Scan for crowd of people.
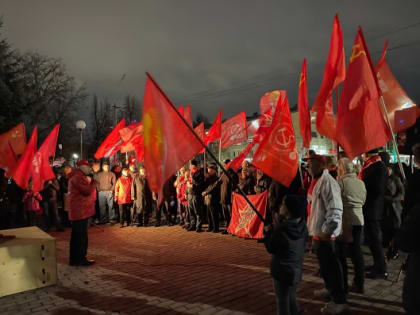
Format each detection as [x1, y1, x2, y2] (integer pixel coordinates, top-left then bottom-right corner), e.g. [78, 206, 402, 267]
[0, 144, 419, 315]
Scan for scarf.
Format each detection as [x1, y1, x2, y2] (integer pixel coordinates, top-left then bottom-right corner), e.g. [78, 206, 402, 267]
[358, 155, 382, 179]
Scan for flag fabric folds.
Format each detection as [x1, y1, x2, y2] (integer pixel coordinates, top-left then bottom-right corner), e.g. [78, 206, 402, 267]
[227, 191, 267, 239]
[298, 59, 312, 148]
[376, 40, 419, 133]
[312, 14, 346, 140]
[194, 122, 205, 140]
[204, 110, 222, 145]
[184, 105, 193, 127]
[337, 27, 390, 160]
[12, 127, 37, 189]
[94, 119, 126, 159]
[119, 122, 143, 153]
[31, 124, 60, 192]
[227, 140, 256, 172]
[142, 74, 203, 196]
[253, 96, 299, 187]
[220, 111, 248, 149]
[0, 123, 27, 156]
[260, 90, 286, 117]
[0, 142, 17, 177]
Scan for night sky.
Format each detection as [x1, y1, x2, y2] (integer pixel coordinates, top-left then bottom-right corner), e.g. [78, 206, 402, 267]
[2, 0, 420, 121]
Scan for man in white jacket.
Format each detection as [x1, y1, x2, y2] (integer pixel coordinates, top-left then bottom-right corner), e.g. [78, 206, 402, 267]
[307, 155, 347, 314]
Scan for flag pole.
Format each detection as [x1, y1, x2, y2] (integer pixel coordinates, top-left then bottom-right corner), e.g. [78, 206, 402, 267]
[218, 138, 222, 163]
[379, 96, 406, 181]
[298, 147, 305, 190]
[145, 72, 266, 224]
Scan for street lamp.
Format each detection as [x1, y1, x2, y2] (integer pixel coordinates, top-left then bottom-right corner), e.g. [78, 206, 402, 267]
[75, 120, 86, 159]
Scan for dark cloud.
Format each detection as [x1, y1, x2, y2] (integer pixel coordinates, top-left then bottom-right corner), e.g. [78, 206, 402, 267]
[2, 0, 420, 121]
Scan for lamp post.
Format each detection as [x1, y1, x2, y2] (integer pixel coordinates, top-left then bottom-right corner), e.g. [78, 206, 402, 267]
[75, 120, 86, 159]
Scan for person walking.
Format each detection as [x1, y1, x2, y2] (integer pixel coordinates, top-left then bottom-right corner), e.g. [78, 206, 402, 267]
[68, 160, 97, 266]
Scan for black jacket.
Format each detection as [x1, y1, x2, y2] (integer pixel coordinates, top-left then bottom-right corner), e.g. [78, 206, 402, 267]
[237, 175, 255, 195]
[131, 174, 152, 211]
[395, 205, 420, 313]
[203, 173, 219, 206]
[403, 169, 420, 220]
[264, 217, 308, 285]
[362, 161, 387, 221]
[191, 168, 205, 196]
[383, 174, 404, 229]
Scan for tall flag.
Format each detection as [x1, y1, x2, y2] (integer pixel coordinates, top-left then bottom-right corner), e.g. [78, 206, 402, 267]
[298, 59, 312, 148]
[94, 119, 126, 159]
[12, 127, 37, 189]
[337, 27, 390, 160]
[376, 40, 419, 132]
[312, 14, 346, 140]
[184, 105, 193, 127]
[204, 110, 222, 145]
[142, 73, 203, 197]
[228, 191, 268, 239]
[31, 124, 60, 192]
[221, 111, 248, 149]
[253, 96, 298, 187]
[0, 123, 26, 156]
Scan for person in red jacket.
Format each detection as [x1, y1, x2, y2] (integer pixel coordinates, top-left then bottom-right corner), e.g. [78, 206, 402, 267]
[68, 160, 97, 266]
[115, 168, 133, 228]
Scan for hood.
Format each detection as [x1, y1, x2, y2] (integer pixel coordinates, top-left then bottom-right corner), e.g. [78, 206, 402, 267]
[277, 217, 307, 240]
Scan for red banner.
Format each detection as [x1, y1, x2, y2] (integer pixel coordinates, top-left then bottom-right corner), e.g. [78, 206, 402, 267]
[221, 111, 248, 149]
[228, 191, 267, 239]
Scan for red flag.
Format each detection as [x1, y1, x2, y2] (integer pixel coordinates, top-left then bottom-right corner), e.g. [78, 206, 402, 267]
[31, 124, 60, 193]
[194, 122, 205, 140]
[0, 123, 26, 156]
[260, 90, 287, 116]
[94, 119, 126, 159]
[228, 191, 267, 239]
[0, 142, 17, 177]
[337, 27, 390, 160]
[184, 105, 193, 127]
[221, 111, 248, 149]
[142, 74, 203, 196]
[298, 59, 312, 148]
[376, 40, 419, 133]
[177, 105, 184, 117]
[312, 14, 346, 140]
[119, 122, 143, 153]
[227, 140, 257, 172]
[253, 96, 299, 187]
[12, 127, 37, 189]
[204, 110, 222, 145]
[133, 135, 144, 162]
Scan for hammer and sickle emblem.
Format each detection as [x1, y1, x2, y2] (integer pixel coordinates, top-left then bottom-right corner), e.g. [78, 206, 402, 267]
[350, 44, 366, 63]
[270, 126, 294, 151]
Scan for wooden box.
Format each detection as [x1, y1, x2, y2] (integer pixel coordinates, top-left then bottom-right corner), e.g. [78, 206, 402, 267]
[0, 226, 57, 297]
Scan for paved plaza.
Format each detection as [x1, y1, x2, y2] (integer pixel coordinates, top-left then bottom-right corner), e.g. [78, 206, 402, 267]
[0, 224, 405, 314]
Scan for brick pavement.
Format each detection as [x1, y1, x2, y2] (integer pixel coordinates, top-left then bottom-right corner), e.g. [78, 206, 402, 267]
[0, 224, 405, 314]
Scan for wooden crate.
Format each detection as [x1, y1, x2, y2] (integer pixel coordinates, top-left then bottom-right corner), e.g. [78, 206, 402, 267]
[0, 226, 57, 297]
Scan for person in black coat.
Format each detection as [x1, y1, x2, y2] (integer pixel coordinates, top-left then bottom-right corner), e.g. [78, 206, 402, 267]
[360, 149, 388, 279]
[264, 194, 308, 315]
[202, 164, 220, 232]
[403, 144, 420, 220]
[254, 169, 272, 194]
[395, 203, 420, 315]
[188, 160, 206, 232]
[237, 167, 255, 195]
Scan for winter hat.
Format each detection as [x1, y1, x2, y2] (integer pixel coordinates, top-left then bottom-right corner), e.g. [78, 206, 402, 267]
[77, 160, 90, 167]
[284, 195, 307, 219]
